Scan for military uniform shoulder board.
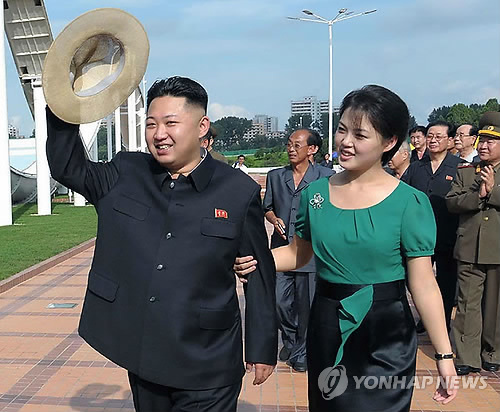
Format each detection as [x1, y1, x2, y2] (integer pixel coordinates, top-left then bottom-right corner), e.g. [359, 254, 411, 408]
[457, 162, 473, 169]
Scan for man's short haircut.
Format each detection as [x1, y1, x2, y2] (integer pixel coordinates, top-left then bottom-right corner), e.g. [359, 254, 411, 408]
[238, 154, 245, 160]
[409, 125, 426, 136]
[469, 125, 479, 136]
[293, 128, 322, 148]
[147, 76, 208, 113]
[426, 120, 454, 137]
[399, 140, 411, 153]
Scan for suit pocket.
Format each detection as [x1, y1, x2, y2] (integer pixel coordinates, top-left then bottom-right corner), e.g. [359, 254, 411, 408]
[113, 195, 150, 221]
[88, 271, 119, 302]
[200, 218, 238, 239]
[199, 308, 237, 330]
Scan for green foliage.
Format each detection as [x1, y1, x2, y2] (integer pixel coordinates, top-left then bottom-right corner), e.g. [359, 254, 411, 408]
[408, 115, 418, 132]
[427, 99, 499, 127]
[227, 147, 288, 167]
[212, 117, 252, 150]
[97, 125, 115, 161]
[284, 114, 312, 137]
[0, 203, 97, 280]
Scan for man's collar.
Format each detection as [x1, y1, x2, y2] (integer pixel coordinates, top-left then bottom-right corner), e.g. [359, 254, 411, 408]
[151, 148, 215, 192]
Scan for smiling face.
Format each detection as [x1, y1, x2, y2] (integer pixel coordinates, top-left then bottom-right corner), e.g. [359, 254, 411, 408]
[335, 108, 396, 171]
[146, 96, 209, 173]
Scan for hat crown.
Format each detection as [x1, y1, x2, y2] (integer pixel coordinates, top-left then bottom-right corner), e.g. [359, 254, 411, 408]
[479, 111, 500, 129]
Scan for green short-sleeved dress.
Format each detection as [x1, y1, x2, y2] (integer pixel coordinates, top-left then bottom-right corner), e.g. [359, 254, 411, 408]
[295, 177, 436, 412]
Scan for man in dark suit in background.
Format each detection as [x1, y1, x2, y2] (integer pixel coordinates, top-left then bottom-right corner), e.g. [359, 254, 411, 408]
[46, 76, 277, 412]
[263, 128, 333, 372]
[403, 120, 462, 332]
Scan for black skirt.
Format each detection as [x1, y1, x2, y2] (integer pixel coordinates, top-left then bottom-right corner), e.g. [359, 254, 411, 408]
[307, 279, 417, 412]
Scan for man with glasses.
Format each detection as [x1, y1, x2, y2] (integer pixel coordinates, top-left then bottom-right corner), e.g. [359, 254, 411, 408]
[446, 111, 500, 375]
[262, 128, 333, 372]
[409, 125, 428, 162]
[403, 120, 463, 333]
[454, 124, 479, 162]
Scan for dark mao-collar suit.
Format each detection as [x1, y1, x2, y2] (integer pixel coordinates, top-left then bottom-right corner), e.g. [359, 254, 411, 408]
[46, 109, 277, 393]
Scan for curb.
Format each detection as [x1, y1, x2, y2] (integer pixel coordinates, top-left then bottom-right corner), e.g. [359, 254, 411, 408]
[0, 238, 96, 294]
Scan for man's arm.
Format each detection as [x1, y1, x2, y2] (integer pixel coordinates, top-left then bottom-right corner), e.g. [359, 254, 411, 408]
[239, 186, 278, 380]
[262, 172, 286, 239]
[445, 168, 482, 213]
[46, 107, 120, 205]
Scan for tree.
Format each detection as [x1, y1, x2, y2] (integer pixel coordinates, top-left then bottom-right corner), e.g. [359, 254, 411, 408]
[427, 105, 451, 123]
[445, 103, 476, 126]
[211, 116, 252, 150]
[318, 112, 340, 139]
[408, 115, 418, 132]
[284, 114, 312, 137]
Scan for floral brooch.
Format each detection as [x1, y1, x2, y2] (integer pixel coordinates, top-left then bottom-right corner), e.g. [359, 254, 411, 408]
[309, 193, 324, 209]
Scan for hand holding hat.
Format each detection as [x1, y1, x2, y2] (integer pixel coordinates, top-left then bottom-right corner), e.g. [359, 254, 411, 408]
[42, 8, 149, 124]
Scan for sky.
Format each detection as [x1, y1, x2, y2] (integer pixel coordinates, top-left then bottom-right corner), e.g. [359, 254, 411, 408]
[5, 0, 500, 137]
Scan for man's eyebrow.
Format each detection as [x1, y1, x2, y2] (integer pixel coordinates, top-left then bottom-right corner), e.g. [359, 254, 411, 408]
[146, 114, 178, 120]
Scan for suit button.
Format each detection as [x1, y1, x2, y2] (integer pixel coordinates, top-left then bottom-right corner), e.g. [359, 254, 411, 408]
[170, 182, 175, 189]
[484, 217, 489, 221]
[156, 264, 164, 270]
[149, 296, 156, 302]
[166, 233, 172, 239]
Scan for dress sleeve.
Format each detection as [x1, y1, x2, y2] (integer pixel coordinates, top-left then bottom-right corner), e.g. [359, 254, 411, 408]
[401, 190, 436, 257]
[295, 186, 311, 241]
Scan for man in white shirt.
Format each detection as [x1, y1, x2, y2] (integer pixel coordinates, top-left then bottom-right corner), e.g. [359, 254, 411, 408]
[232, 154, 249, 174]
[455, 124, 479, 162]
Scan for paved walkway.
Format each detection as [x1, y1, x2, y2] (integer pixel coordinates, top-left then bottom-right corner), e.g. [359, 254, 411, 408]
[0, 244, 499, 411]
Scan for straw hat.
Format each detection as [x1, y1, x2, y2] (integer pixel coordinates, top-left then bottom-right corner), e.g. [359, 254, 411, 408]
[42, 8, 149, 124]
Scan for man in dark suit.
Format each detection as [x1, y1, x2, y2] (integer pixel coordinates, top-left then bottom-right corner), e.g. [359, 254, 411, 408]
[263, 128, 333, 372]
[46, 76, 277, 412]
[403, 120, 463, 332]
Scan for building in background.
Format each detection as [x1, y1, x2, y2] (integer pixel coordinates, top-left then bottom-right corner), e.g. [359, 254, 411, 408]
[290, 96, 340, 126]
[8, 124, 20, 138]
[243, 114, 283, 140]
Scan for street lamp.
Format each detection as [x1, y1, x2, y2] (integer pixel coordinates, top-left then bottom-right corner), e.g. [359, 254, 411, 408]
[287, 8, 376, 157]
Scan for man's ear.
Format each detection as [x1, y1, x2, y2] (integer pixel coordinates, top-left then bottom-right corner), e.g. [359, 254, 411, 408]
[199, 116, 210, 138]
[308, 145, 319, 156]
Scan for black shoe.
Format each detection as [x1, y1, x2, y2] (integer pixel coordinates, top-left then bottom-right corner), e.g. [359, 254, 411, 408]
[482, 361, 500, 372]
[279, 346, 291, 362]
[456, 364, 481, 376]
[287, 359, 307, 372]
[415, 320, 426, 334]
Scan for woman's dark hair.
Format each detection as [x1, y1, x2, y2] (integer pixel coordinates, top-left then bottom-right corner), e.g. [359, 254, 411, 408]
[147, 76, 208, 113]
[339, 85, 409, 164]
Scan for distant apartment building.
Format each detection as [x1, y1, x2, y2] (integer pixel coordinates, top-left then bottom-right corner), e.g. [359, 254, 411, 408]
[290, 96, 339, 125]
[8, 124, 19, 138]
[243, 114, 281, 139]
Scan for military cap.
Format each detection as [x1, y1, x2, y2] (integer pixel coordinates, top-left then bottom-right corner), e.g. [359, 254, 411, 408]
[478, 111, 500, 139]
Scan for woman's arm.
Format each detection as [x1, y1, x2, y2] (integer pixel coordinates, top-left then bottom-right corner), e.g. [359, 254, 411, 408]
[233, 234, 313, 280]
[272, 235, 313, 272]
[407, 256, 458, 404]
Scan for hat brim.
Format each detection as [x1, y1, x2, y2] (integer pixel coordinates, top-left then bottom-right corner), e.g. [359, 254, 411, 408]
[42, 8, 149, 124]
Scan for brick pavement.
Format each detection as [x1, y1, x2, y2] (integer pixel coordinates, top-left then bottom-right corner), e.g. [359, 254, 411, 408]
[1, 243, 499, 411]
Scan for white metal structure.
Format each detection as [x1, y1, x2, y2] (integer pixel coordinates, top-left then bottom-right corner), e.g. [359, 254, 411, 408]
[287, 8, 376, 157]
[0, 3, 12, 226]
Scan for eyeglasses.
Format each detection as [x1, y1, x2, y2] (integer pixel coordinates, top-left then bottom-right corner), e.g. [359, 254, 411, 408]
[286, 142, 306, 151]
[426, 134, 448, 142]
[455, 133, 473, 138]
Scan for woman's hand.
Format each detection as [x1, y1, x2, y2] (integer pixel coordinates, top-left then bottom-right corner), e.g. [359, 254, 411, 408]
[433, 359, 458, 404]
[233, 255, 258, 283]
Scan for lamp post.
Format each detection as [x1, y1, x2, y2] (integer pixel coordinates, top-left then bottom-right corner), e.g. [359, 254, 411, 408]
[287, 8, 376, 157]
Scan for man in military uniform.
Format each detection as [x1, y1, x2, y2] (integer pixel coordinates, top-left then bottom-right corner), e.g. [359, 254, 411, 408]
[446, 111, 500, 375]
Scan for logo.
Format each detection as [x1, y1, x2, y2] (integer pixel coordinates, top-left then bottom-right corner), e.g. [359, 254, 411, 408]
[215, 208, 228, 219]
[309, 193, 325, 210]
[318, 365, 348, 400]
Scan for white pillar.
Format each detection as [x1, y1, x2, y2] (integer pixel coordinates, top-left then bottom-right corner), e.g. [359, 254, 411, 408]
[106, 114, 112, 161]
[127, 90, 137, 151]
[33, 80, 51, 216]
[140, 77, 146, 152]
[0, 4, 12, 226]
[114, 106, 121, 154]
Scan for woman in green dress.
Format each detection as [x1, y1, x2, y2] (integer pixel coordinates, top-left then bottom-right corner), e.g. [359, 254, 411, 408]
[235, 85, 457, 411]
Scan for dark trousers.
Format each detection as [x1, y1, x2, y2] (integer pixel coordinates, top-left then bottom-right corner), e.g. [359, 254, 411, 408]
[433, 250, 457, 330]
[276, 271, 315, 363]
[128, 372, 241, 412]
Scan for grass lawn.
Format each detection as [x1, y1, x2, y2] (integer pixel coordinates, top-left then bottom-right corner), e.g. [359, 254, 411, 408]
[0, 203, 97, 281]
